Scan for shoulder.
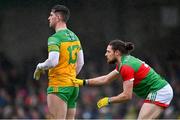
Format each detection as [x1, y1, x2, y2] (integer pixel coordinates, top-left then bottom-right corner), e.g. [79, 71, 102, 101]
[120, 65, 135, 73]
[116, 64, 135, 74]
[67, 29, 80, 40]
[119, 65, 135, 81]
[121, 55, 135, 63]
[122, 55, 143, 71]
[48, 37, 60, 46]
[48, 32, 64, 46]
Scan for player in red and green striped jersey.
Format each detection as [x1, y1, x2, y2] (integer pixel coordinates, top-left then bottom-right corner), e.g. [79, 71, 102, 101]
[72, 39, 173, 119]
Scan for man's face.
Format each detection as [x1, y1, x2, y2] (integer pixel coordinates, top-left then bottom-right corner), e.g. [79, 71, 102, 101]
[48, 11, 60, 28]
[105, 45, 117, 64]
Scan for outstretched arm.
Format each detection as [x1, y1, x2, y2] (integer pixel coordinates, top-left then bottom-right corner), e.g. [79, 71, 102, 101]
[73, 70, 119, 86]
[87, 70, 119, 86]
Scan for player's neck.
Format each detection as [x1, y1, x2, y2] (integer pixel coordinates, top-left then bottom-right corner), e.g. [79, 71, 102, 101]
[117, 56, 122, 65]
[55, 23, 67, 32]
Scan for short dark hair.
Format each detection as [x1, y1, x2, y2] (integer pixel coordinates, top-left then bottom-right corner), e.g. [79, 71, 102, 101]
[109, 39, 134, 54]
[51, 5, 70, 23]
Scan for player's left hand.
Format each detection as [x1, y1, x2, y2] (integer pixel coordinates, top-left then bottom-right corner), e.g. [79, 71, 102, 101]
[97, 97, 110, 109]
[33, 63, 45, 80]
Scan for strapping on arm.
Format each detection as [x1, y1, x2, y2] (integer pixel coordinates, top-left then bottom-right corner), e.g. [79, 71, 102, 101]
[38, 51, 59, 70]
[76, 50, 84, 75]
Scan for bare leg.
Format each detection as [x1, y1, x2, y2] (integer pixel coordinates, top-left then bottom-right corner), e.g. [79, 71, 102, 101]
[138, 103, 164, 119]
[66, 108, 76, 119]
[47, 94, 67, 119]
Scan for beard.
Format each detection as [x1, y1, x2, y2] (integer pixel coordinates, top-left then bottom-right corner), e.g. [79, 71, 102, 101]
[49, 22, 55, 28]
[108, 58, 117, 64]
[49, 23, 53, 28]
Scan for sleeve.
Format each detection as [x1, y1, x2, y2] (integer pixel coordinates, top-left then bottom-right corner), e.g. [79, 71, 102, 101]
[48, 37, 60, 52]
[120, 65, 135, 82]
[114, 65, 119, 74]
[77, 38, 82, 50]
[115, 64, 120, 71]
[38, 51, 59, 70]
[76, 50, 84, 75]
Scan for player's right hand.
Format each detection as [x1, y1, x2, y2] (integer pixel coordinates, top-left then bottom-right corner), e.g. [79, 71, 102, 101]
[72, 78, 85, 86]
[33, 67, 44, 80]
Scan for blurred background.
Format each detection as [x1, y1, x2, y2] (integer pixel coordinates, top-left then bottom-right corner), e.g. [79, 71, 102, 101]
[0, 0, 180, 119]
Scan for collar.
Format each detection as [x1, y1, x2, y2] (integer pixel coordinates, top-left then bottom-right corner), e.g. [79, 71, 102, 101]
[56, 27, 67, 32]
[117, 55, 130, 70]
[121, 55, 126, 62]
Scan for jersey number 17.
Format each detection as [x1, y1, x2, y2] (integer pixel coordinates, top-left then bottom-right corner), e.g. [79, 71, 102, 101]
[67, 45, 80, 64]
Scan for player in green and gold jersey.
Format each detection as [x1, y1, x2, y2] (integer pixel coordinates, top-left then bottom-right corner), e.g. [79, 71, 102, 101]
[33, 5, 84, 119]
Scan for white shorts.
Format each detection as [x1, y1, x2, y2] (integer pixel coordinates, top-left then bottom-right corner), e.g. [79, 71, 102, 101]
[144, 84, 173, 108]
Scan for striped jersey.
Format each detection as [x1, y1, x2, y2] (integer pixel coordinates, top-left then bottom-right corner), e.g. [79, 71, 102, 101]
[47, 28, 82, 87]
[116, 55, 168, 98]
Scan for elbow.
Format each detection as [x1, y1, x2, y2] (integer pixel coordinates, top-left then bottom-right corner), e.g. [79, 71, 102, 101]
[80, 60, 84, 68]
[51, 60, 58, 68]
[126, 95, 132, 100]
[77, 60, 84, 70]
[52, 64, 57, 68]
[122, 93, 132, 101]
[76, 62, 84, 74]
[52, 62, 58, 67]
[80, 62, 84, 68]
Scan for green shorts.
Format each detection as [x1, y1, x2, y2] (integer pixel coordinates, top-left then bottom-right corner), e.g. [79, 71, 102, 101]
[47, 86, 79, 108]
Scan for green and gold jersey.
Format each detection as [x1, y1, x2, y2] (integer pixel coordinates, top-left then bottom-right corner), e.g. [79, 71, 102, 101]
[48, 29, 82, 87]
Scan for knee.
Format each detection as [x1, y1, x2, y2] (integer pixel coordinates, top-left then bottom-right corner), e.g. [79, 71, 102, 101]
[66, 114, 75, 120]
[47, 112, 55, 119]
[137, 114, 147, 120]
